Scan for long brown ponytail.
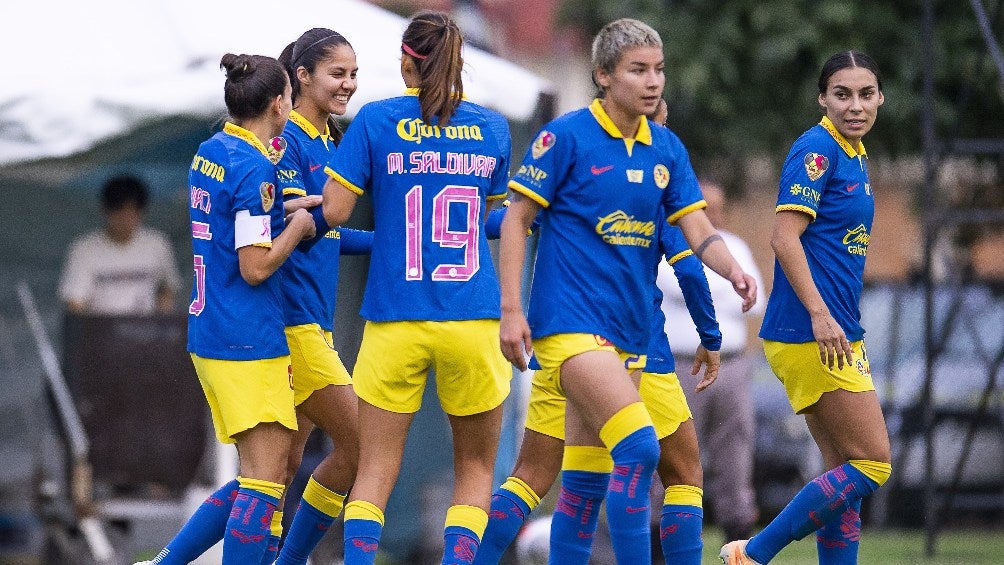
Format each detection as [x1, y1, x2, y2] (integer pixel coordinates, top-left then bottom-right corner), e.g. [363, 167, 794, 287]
[401, 11, 464, 126]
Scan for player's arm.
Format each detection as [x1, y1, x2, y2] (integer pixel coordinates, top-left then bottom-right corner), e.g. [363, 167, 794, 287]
[670, 252, 722, 391]
[676, 210, 757, 312]
[771, 209, 853, 369]
[498, 192, 540, 370]
[238, 208, 316, 285]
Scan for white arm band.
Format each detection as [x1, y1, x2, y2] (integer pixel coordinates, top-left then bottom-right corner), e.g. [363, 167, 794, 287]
[234, 210, 272, 249]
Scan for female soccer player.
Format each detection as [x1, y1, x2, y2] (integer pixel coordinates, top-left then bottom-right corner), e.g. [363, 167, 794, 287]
[499, 18, 756, 564]
[475, 217, 723, 565]
[720, 51, 890, 565]
[312, 11, 512, 565]
[136, 53, 316, 565]
[267, 28, 370, 565]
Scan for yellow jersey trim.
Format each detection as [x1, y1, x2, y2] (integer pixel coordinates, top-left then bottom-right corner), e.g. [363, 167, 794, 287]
[666, 249, 693, 265]
[508, 180, 549, 208]
[283, 187, 307, 197]
[588, 99, 652, 157]
[667, 199, 707, 225]
[487, 193, 507, 201]
[776, 203, 818, 220]
[403, 87, 468, 101]
[819, 116, 867, 158]
[223, 122, 269, 158]
[325, 167, 364, 196]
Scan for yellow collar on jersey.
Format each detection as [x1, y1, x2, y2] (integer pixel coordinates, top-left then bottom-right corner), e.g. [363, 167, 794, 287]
[289, 110, 333, 147]
[223, 122, 269, 158]
[589, 98, 651, 156]
[403, 87, 468, 100]
[819, 116, 868, 158]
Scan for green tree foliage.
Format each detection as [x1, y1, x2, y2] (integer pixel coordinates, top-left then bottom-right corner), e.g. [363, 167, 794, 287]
[559, 0, 1004, 176]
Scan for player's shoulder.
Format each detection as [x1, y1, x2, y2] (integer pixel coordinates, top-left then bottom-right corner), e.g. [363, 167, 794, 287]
[788, 122, 839, 156]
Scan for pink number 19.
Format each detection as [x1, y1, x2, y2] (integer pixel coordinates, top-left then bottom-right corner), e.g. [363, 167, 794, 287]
[405, 184, 481, 282]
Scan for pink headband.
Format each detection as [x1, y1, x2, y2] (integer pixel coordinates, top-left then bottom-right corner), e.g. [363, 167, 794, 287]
[401, 42, 427, 60]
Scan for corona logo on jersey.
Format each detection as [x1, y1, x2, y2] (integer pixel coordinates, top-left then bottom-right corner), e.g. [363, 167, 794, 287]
[803, 152, 829, 181]
[396, 118, 484, 144]
[531, 130, 556, 159]
[653, 164, 670, 188]
[260, 182, 276, 212]
[595, 210, 655, 248]
[191, 155, 225, 182]
[789, 183, 821, 206]
[842, 224, 870, 256]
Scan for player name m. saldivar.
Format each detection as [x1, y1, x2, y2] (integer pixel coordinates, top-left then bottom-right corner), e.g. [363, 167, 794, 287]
[595, 210, 656, 248]
[385, 118, 498, 178]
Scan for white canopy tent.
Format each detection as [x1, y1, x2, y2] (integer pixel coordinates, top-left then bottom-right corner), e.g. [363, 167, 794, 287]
[0, 0, 552, 167]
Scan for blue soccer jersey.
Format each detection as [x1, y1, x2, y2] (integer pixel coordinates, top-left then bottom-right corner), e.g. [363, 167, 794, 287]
[325, 89, 511, 321]
[760, 116, 875, 343]
[510, 99, 705, 353]
[187, 122, 288, 360]
[645, 223, 721, 374]
[276, 111, 344, 329]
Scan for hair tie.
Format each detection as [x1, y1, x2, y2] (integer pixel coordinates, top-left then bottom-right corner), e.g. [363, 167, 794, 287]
[401, 42, 427, 60]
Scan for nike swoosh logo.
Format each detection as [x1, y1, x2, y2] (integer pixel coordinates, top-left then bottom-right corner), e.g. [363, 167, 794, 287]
[846, 183, 859, 192]
[591, 165, 614, 175]
[310, 164, 322, 172]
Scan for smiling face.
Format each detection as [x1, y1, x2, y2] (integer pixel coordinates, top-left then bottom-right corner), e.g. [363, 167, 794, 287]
[297, 43, 358, 118]
[818, 65, 884, 147]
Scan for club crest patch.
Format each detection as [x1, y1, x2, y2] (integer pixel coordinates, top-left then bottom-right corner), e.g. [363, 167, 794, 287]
[531, 130, 556, 159]
[260, 182, 276, 212]
[803, 153, 829, 181]
[267, 136, 287, 165]
[653, 164, 670, 189]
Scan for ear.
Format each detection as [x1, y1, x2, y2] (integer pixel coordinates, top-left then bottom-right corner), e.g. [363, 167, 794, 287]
[594, 67, 612, 89]
[817, 92, 826, 110]
[296, 65, 311, 86]
[272, 94, 285, 117]
[877, 91, 885, 107]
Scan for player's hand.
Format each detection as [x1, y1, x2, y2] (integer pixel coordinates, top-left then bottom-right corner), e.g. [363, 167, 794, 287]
[731, 271, 758, 313]
[810, 310, 853, 369]
[284, 195, 322, 215]
[691, 345, 720, 392]
[499, 309, 532, 371]
[286, 207, 317, 241]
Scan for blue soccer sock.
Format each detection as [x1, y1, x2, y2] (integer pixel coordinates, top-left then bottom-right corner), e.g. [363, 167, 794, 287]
[816, 498, 862, 565]
[472, 477, 540, 565]
[222, 477, 283, 565]
[260, 510, 283, 564]
[659, 485, 704, 565]
[275, 476, 347, 565]
[745, 460, 890, 563]
[442, 504, 487, 565]
[548, 445, 612, 565]
[148, 478, 238, 564]
[342, 500, 384, 565]
[602, 403, 660, 564]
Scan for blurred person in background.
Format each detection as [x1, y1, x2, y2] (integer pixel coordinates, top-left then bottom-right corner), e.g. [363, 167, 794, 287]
[59, 174, 180, 315]
[661, 178, 765, 543]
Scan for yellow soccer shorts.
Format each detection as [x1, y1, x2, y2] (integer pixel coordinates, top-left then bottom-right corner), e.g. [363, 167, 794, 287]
[285, 323, 353, 406]
[352, 319, 510, 416]
[525, 333, 652, 440]
[525, 366, 690, 441]
[191, 354, 297, 444]
[763, 339, 875, 414]
[639, 371, 692, 439]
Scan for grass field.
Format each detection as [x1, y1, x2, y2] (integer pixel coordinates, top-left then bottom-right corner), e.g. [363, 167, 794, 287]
[698, 526, 1004, 564]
